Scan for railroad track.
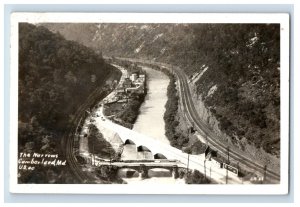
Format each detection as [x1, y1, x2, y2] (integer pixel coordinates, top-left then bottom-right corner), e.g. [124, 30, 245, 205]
[62, 68, 119, 183]
[115, 57, 280, 183]
[174, 67, 280, 182]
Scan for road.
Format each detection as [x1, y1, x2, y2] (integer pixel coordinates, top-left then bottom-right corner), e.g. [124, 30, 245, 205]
[114, 57, 280, 183]
[87, 91, 244, 184]
[93, 160, 185, 168]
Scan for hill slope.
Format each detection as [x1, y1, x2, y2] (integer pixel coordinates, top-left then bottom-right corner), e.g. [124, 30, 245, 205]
[18, 23, 119, 183]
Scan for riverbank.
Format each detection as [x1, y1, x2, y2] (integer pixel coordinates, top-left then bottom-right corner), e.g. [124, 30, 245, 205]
[103, 63, 147, 129]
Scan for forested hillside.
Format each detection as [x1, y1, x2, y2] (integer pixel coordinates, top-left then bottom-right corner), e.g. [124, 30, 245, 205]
[43, 23, 280, 159]
[18, 23, 118, 183]
[191, 24, 280, 156]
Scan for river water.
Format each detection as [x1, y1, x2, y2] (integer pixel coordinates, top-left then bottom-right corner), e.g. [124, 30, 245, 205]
[132, 66, 170, 145]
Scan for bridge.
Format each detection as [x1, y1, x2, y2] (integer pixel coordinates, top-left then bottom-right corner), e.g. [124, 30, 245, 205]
[96, 161, 185, 179]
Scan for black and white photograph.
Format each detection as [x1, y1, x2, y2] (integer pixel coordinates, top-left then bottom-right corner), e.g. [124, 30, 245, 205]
[9, 13, 290, 194]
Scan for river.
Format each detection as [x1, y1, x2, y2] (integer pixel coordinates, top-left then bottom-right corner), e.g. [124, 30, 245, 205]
[132, 66, 170, 144]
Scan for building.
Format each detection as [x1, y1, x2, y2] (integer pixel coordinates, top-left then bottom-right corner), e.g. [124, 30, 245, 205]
[123, 78, 132, 88]
[139, 73, 146, 79]
[116, 87, 125, 94]
[130, 73, 138, 82]
[135, 77, 145, 85]
[125, 84, 144, 94]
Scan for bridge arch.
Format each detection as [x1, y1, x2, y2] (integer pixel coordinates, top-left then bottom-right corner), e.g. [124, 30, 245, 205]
[137, 145, 151, 152]
[118, 168, 139, 178]
[154, 153, 167, 159]
[124, 139, 136, 145]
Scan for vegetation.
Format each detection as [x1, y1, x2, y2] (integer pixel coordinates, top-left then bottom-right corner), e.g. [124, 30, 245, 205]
[183, 140, 207, 155]
[117, 95, 146, 126]
[96, 165, 124, 184]
[185, 169, 211, 184]
[18, 23, 117, 183]
[173, 167, 211, 184]
[163, 73, 190, 149]
[87, 124, 118, 160]
[191, 24, 280, 155]
[104, 93, 146, 129]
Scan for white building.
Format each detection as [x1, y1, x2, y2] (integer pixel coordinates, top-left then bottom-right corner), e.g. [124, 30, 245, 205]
[130, 73, 138, 82]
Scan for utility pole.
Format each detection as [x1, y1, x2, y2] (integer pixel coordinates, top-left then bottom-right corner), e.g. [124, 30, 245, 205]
[263, 164, 267, 184]
[186, 153, 190, 174]
[204, 160, 207, 179]
[91, 130, 95, 166]
[109, 153, 112, 166]
[92, 143, 95, 166]
[226, 146, 230, 184]
[226, 166, 228, 184]
[227, 146, 230, 164]
[237, 162, 240, 177]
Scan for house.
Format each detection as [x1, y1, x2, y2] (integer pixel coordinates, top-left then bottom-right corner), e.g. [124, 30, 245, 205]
[123, 78, 132, 88]
[116, 87, 125, 94]
[130, 73, 138, 82]
[139, 73, 146, 79]
[125, 84, 144, 94]
[135, 77, 145, 85]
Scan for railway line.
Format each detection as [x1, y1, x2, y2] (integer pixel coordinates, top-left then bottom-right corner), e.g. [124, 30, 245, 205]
[173, 65, 280, 183]
[116, 57, 280, 183]
[62, 68, 119, 183]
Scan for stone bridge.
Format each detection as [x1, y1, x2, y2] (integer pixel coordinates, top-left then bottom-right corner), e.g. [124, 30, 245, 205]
[97, 161, 184, 179]
[85, 106, 243, 184]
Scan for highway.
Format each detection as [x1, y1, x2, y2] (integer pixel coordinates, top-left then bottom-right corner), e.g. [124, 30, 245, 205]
[85, 76, 245, 184]
[115, 57, 280, 183]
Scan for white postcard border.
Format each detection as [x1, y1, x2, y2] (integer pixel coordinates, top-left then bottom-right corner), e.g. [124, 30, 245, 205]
[9, 12, 290, 194]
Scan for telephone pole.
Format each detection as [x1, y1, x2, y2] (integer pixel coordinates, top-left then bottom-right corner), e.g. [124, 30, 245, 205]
[227, 146, 230, 164]
[204, 160, 207, 179]
[226, 146, 230, 184]
[92, 142, 95, 166]
[186, 154, 190, 174]
[263, 164, 267, 184]
[226, 166, 228, 184]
